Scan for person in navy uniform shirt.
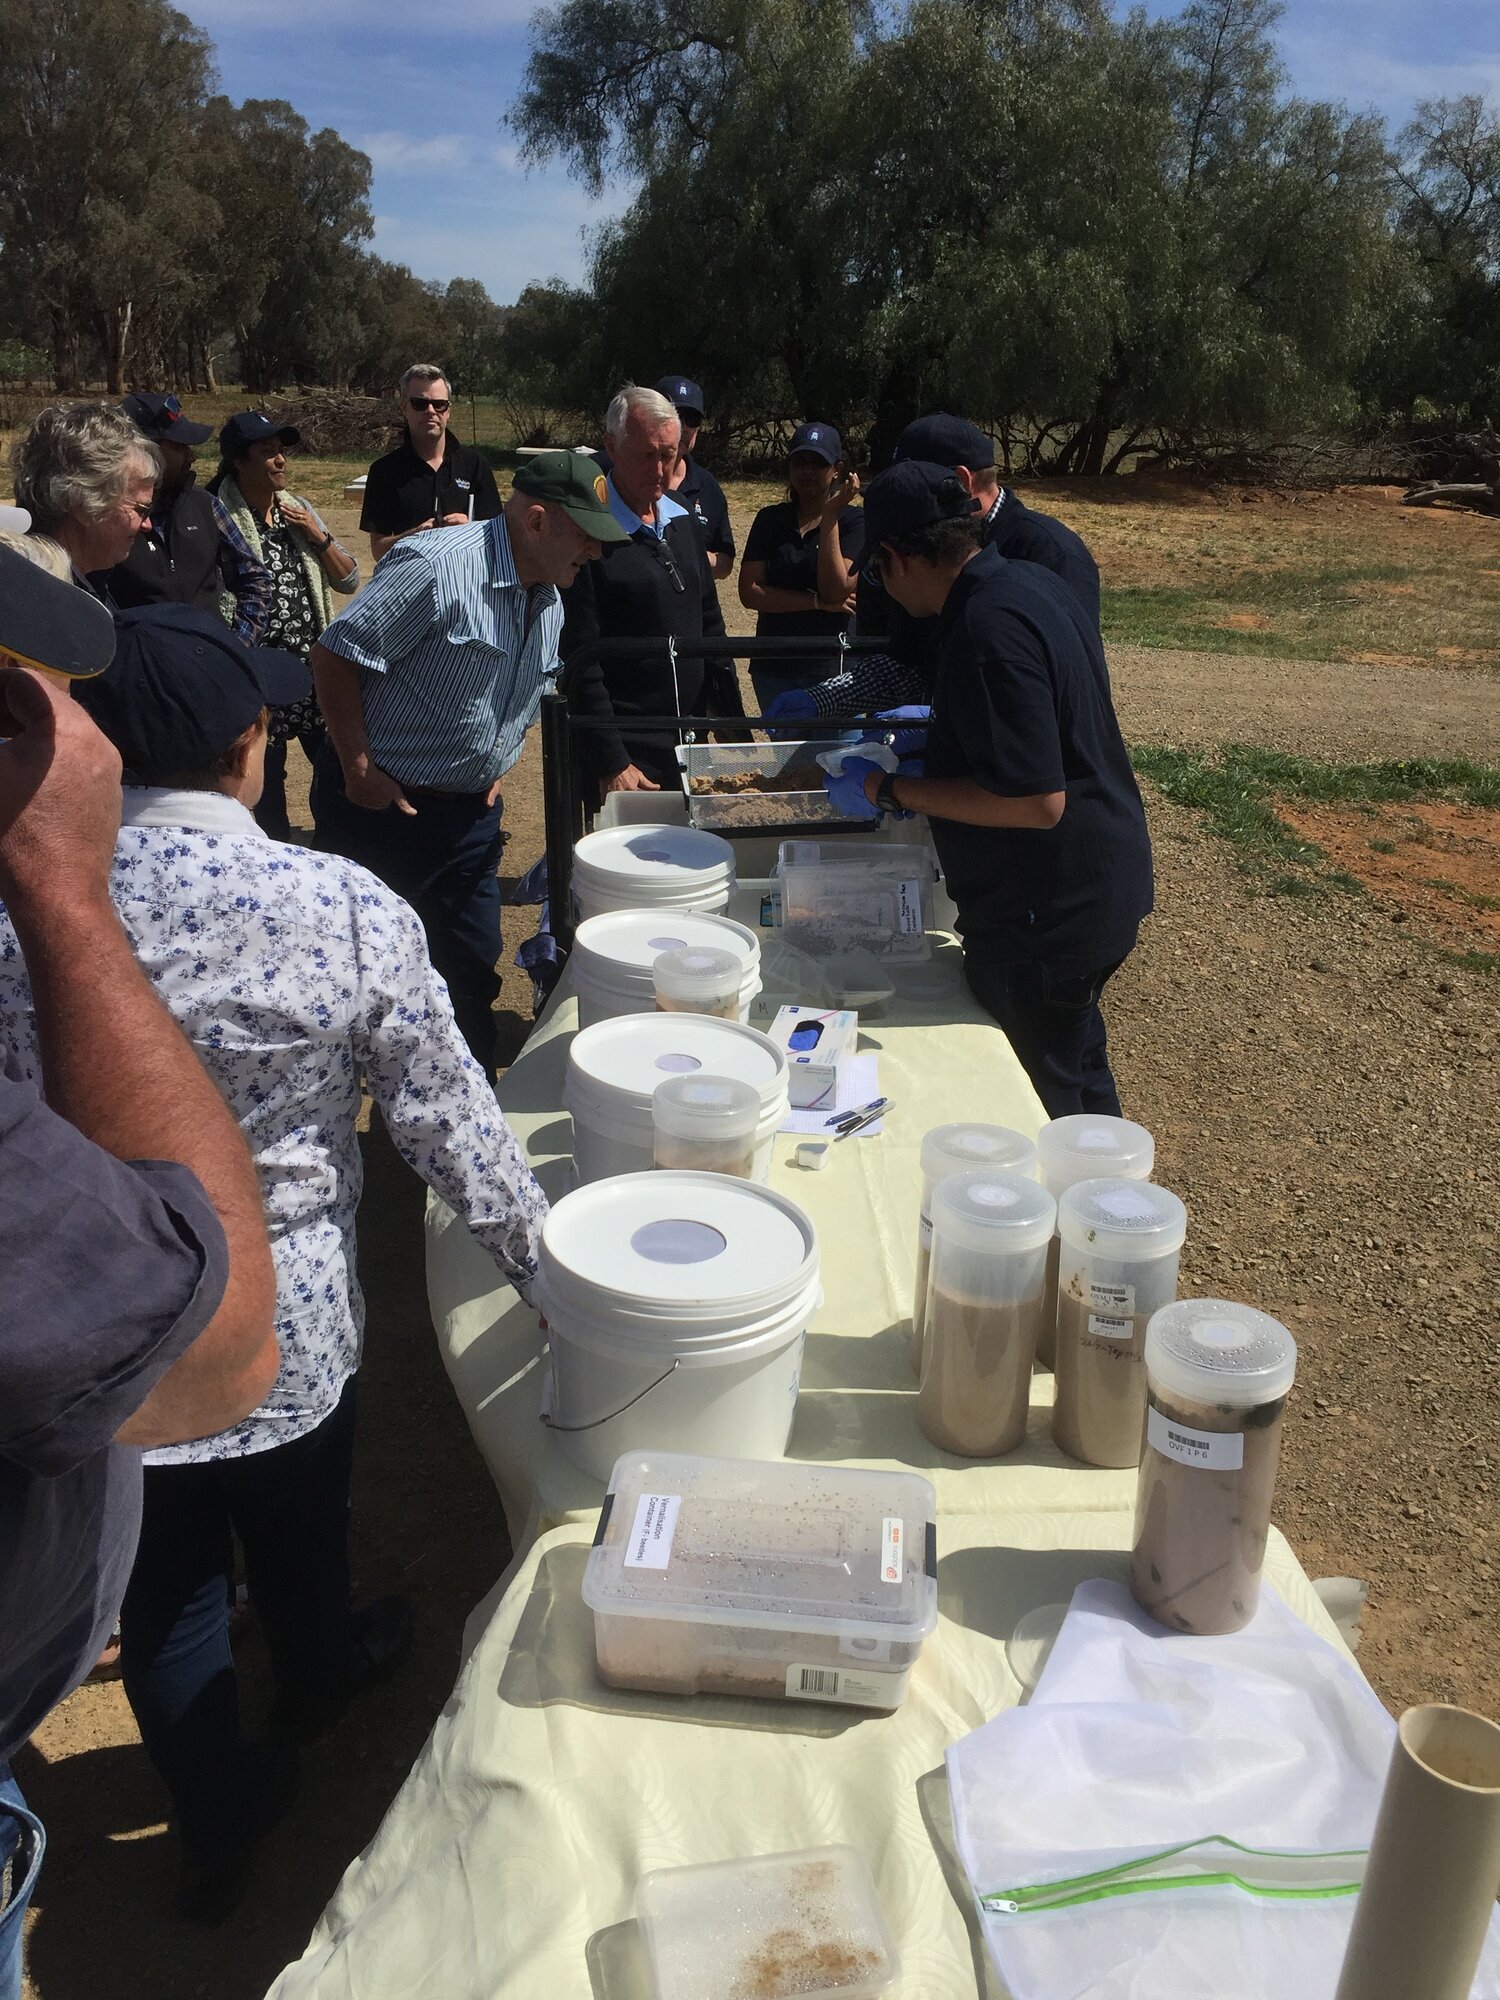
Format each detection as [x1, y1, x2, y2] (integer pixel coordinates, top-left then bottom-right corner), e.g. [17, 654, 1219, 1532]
[654, 375, 735, 580]
[824, 460, 1152, 1118]
[359, 364, 502, 563]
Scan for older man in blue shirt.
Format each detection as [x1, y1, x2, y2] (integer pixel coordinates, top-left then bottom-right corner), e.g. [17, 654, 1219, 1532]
[310, 453, 626, 1065]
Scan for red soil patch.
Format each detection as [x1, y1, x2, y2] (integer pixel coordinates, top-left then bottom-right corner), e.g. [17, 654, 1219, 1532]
[1278, 801, 1500, 956]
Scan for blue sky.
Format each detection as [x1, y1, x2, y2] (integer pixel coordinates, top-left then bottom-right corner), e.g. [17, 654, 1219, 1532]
[185, 0, 1499, 306]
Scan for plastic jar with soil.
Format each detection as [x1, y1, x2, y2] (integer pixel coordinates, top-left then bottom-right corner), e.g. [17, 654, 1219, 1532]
[917, 1169, 1056, 1458]
[910, 1124, 1038, 1377]
[653, 944, 743, 1019]
[1035, 1114, 1155, 1369]
[1130, 1299, 1298, 1636]
[1052, 1177, 1187, 1468]
[651, 1075, 760, 1178]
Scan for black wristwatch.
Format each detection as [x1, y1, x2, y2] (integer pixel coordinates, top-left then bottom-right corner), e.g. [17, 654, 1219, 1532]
[314, 531, 334, 553]
[874, 771, 904, 816]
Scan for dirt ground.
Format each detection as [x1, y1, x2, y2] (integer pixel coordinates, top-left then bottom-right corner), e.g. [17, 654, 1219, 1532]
[15, 485, 1500, 1999]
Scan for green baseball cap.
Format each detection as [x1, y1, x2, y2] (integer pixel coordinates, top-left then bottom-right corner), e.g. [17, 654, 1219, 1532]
[512, 451, 629, 542]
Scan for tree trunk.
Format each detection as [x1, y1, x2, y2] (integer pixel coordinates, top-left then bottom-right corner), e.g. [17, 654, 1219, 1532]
[105, 300, 132, 397]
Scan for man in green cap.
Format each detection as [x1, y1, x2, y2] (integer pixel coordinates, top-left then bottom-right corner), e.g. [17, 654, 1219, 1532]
[311, 452, 626, 1065]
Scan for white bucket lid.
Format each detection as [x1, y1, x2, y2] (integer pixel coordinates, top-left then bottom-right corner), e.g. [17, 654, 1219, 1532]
[931, 1168, 1057, 1255]
[1145, 1298, 1297, 1409]
[920, 1121, 1038, 1186]
[537, 1171, 818, 1341]
[573, 910, 760, 991]
[1037, 1113, 1155, 1195]
[574, 823, 735, 890]
[1058, 1177, 1187, 1261]
[652, 1074, 761, 1141]
[567, 1013, 788, 1120]
[652, 946, 743, 1005]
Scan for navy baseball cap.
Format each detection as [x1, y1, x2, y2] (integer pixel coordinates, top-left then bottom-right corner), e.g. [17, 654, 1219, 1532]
[862, 461, 979, 547]
[120, 392, 213, 447]
[76, 604, 310, 783]
[892, 413, 995, 470]
[790, 421, 842, 465]
[655, 375, 705, 422]
[219, 411, 301, 459]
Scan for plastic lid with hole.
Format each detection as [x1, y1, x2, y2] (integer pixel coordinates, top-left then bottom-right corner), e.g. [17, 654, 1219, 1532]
[652, 1074, 761, 1140]
[1144, 1298, 1297, 1409]
[930, 1168, 1056, 1256]
[1036, 1114, 1155, 1195]
[652, 945, 743, 1005]
[566, 1013, 789, 1112]
[920, 1123, 1038, 1189]
[1058, 1177, 1187, 1261]
[573, 822, 735, 887]
[572, 909, 759, 986]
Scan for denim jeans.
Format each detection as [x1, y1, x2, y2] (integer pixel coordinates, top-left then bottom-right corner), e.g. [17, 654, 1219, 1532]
[118, 1383, 358, 1861]
[963, 954, 1127, 1118]
[311, 746, 505, 1069]
[0, 1766, 42, 2000]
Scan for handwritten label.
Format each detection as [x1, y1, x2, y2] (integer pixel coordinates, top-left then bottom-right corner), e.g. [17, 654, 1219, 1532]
[1088, 1312, 1134, 1340]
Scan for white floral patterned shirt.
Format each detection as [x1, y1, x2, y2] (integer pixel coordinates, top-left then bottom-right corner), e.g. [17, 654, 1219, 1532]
[0, 789, 547, 1465]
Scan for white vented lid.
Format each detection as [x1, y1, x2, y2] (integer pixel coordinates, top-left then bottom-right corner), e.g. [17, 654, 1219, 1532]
[566, 1013, 788, 1112]
[920, 1122, 1038, 1186]
[1145, 1298, 1297, 1409]
[573, 822, 735, 888]
[930, 1168, 1057, 1255]
[652, 1074, 761, 1141]
[572, 909, 759, 985]
[1058, 1177, 1187, 1261]
[1037, 1114, 1155, 1195]
[652, 945, 742, 1005]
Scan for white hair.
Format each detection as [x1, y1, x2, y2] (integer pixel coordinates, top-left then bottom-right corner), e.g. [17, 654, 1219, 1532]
[603, 383, 679, 446]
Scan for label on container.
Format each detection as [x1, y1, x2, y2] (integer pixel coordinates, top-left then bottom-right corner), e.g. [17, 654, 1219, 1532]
[881, 1516, 905, 1584]
[622, 1492, 682, 1569]
[897, 879, 924, 934]
[785, 1664, 897, 1706]
[1090, 1279, 1135, 1315]
[918, 1211, 933, 1250]
[1088, 1312, 1134, 1341]
[1147, 1407, 1244, 1471]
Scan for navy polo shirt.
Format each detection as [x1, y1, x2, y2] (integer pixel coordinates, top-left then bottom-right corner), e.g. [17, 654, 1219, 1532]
[674, 457, 735, 564]
[359, 433, 502, 538]
[744, 500, 865, 685]
[923, 544, 1153, 972]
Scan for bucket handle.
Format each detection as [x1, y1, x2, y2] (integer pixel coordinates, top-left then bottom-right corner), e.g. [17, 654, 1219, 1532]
[541, 1358, 681, 1434]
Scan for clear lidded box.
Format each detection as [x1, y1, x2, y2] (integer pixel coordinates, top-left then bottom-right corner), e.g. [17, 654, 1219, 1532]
[583, 1450, 938, 1710]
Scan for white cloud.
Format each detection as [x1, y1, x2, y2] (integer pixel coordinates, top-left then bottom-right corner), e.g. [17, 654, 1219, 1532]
[357, 131, 467, 172]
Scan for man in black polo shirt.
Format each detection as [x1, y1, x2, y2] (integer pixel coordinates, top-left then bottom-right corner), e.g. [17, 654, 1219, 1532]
[108, 394, 271, 643]
[359, 364, 502, 563]
[824, 460, 1152, 1118]
[654, 375, 735, 580]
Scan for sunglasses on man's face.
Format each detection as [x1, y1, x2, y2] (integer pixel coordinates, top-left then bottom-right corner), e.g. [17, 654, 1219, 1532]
[408, 396, 450, 413]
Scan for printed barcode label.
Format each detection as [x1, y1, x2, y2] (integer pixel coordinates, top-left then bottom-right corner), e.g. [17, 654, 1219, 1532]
[918, 1212, 933, 1250]
[897, 879, 924, 933]
[785, 1663, 898, 1706]
[881, 1515, 904, 1584]
[1147, 1407, 1244, 1471]
[1088, 1313, 1134, 1340]
[622, 1492, 682, 1569]
[1090, 1280, 1135, 1315]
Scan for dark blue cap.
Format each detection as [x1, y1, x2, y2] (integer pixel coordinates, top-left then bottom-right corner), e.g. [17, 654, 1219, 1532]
[120, 392, 213, 447]
[892, 413, 995, 470]
[862, 460, 978, 547]
[789, 421, 842, 465]
[219, 410, 301, 460]
[76, 605, 310, 783]
[655, 375, 705, 422]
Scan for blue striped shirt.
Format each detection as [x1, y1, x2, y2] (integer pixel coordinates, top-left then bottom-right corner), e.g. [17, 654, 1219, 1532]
[319, 515, 562, 791]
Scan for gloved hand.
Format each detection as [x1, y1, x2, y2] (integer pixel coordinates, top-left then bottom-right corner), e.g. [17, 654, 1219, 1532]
[822, 755, 883, 820]
[877, 705, 931, 762]
[763, 687, 818, 723]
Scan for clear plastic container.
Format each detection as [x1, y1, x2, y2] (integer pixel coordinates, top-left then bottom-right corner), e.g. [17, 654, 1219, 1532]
[1035, 1114, 1156, 1369]
[1130, 1299, 1298, 1636]
[911, 1124, 1039, 1377]
[917, 1170, 1056, 1458]
[652, 1075, 760, 1178]
[638, 1844, 900, 2000]
[653, 944, 743, 1018]
[1052, 1178, 1187, 1469]
[583, 1449, 938, 1707]
[776, 839, 936, 962]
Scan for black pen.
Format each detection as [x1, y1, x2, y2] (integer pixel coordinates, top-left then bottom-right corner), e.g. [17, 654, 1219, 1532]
[825, 1095, 890, 1132]
[831, 1099, 893, 1140]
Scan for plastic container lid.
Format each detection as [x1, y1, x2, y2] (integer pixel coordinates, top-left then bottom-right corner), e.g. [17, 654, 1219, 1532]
[638, 1844, 901, 2000]
[1144, 1298, 1298, 1409]
[566, 1014, 789, 1126]
[1058, 1177, 1187, 1261]
[585, 1448, 938, 1641]
[573, 822, 735, 888]
[1036, 1113, 1155, 1195]
[652, 945, 743, 1006]
[652, 1074, 761, 1141]
[930, 1168, 1056, 1255]
[572, 909, 759, 988]
[920, 1122, 1038, 1187]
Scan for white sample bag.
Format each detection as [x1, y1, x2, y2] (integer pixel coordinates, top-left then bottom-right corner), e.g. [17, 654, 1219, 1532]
[947, 1578, 1500, 2000]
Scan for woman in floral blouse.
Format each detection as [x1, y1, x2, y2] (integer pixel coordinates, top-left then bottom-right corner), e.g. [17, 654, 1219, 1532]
[211, 412, 359, 839]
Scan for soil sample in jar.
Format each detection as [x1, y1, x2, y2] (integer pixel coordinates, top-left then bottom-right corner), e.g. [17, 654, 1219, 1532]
[1035, 1114, 1155, 1370]
[652, 1074, 761, 1180]
[1052, 1179, 1187, 1469]
[916, 1169, 1055, 1458]
[653, 944, 743, 1018]
[1129, 1300, 1298, 1636]
[910, 1124, 1037, 1378]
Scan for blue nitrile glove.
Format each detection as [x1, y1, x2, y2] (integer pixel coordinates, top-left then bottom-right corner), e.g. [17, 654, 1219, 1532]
[764, 687, 818, 722]
[823, 755, 883, 820]
[877, 705, 932, 761]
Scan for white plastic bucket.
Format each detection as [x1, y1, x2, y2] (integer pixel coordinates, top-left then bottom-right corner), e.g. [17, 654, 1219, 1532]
[573, 823, 735, 925]
[536, 1171, 820, 1480]
[565, 1014, 790, 1185]
[572, 909, 762, 1030]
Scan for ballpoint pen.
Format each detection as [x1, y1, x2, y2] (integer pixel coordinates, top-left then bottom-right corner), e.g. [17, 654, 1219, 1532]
[831, 1099, 893, 1140]
[824, 1095, 891, 1131]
